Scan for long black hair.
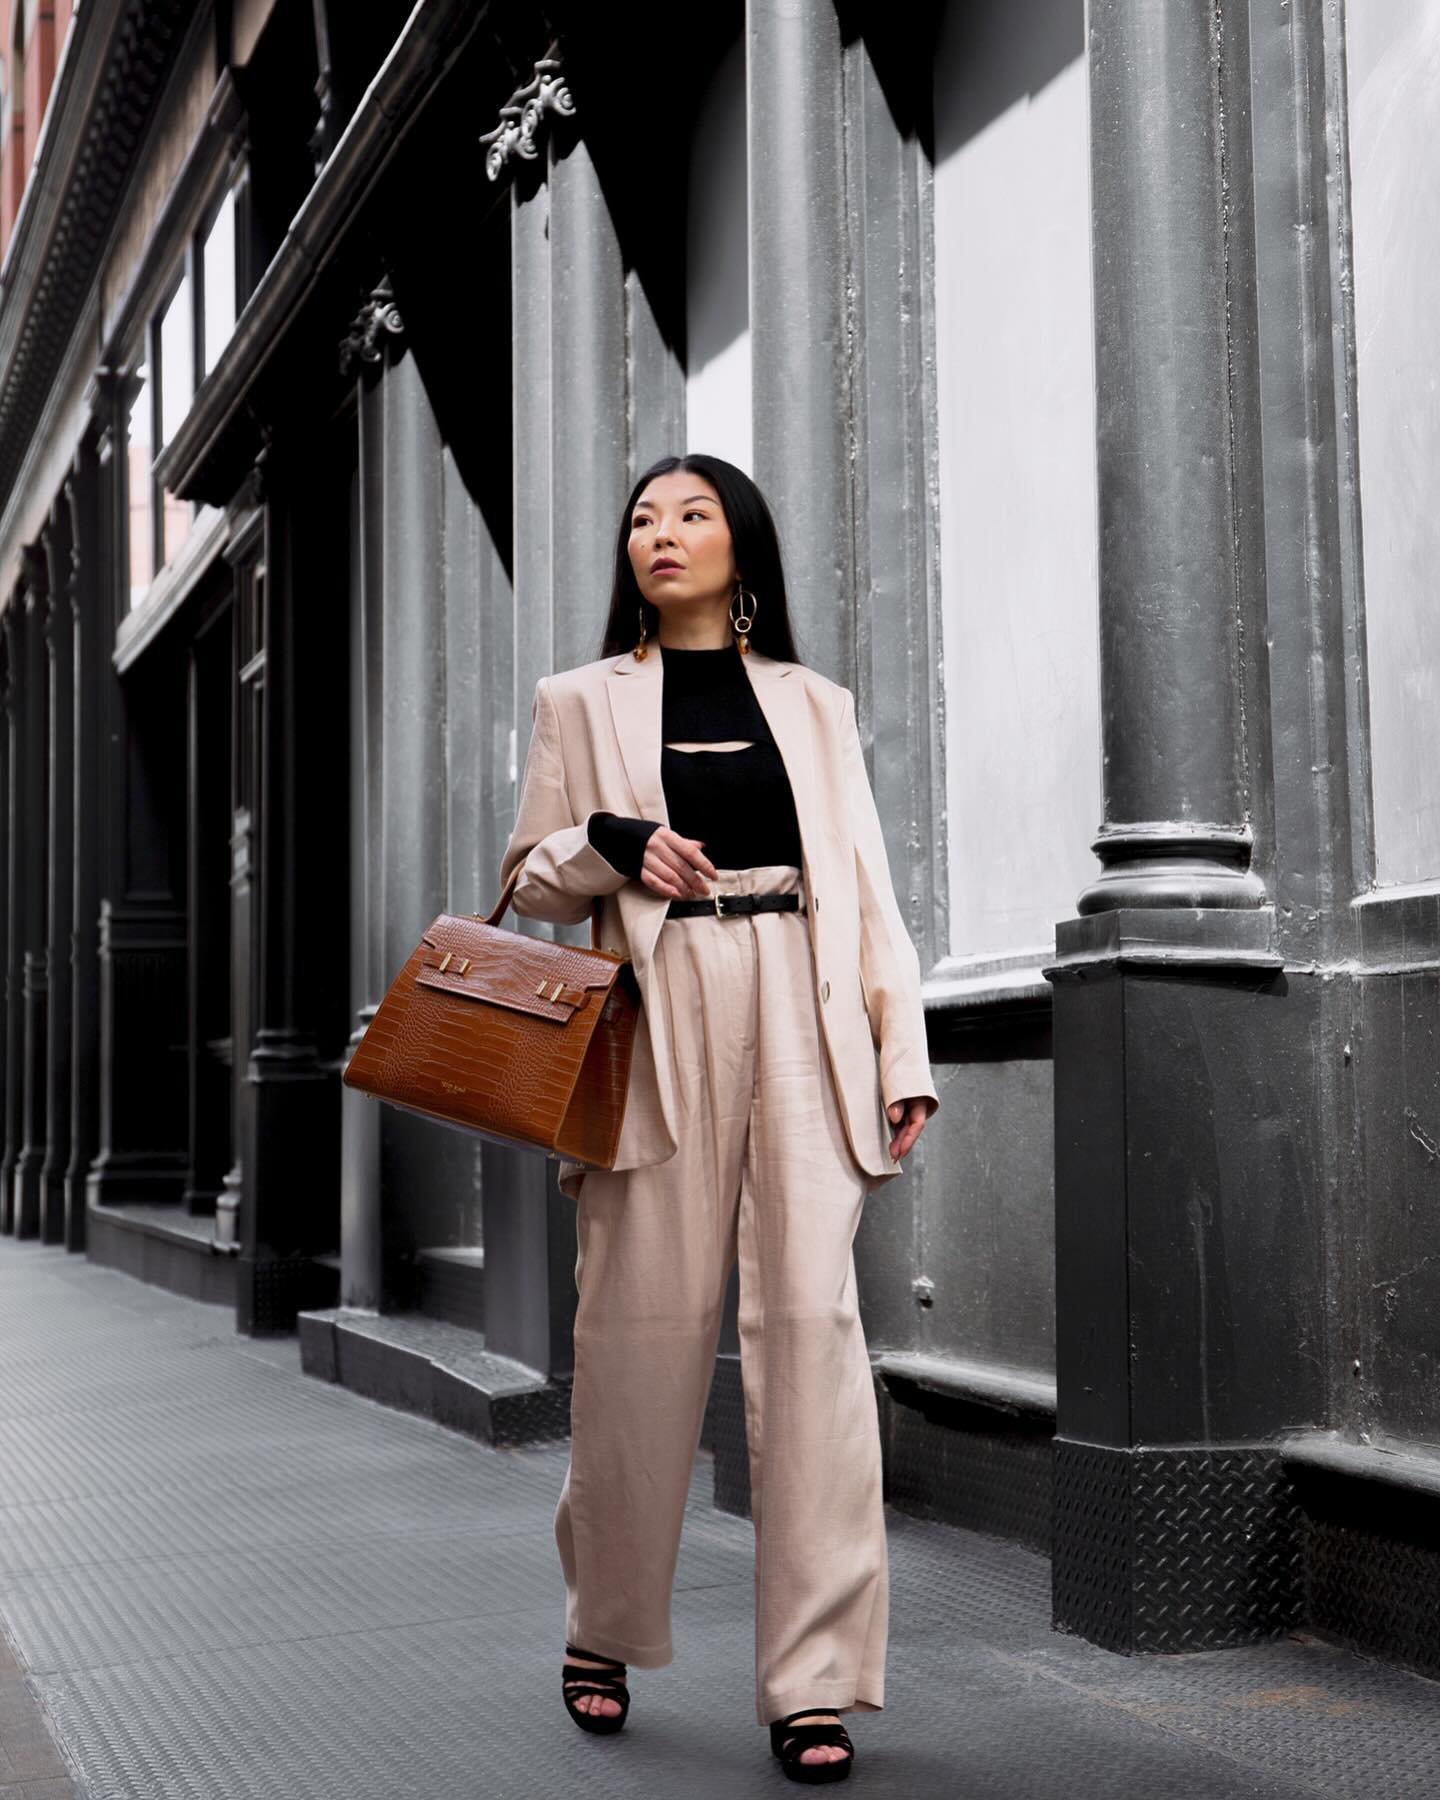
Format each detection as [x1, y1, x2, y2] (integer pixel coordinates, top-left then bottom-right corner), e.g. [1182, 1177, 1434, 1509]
[598, 454, 805, 664]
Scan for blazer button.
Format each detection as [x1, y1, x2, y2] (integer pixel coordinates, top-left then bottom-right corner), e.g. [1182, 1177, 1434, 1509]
[813, 894, 820, 913]
[821, 979, 831, 1003]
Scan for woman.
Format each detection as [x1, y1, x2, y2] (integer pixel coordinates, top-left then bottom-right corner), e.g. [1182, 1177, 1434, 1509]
[498, 454, 937, 1784]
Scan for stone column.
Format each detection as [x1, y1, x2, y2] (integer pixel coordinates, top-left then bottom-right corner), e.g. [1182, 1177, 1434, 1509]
[1, 605, 20, 1233]
[0, 616, 14, 1233]
[747, 0, 853, 678]
[488, 110, 632, 1378]
[1077, 0, 1265, 917]
[337, 318, 385, 1313]
[65, 442, 103, 1251]
[40, 500, 75, 1243]
[235, 457, 336, 1333]
[13, 548, 50, 1238]
[1046, 0, 1305, 1656]
[548, 123, 627, 670]
[85, 371, 188, 1221]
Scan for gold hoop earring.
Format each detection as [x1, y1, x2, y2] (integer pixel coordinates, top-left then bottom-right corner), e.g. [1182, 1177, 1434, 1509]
[633, 604, 649, 661]
[730, 583, 757, 654]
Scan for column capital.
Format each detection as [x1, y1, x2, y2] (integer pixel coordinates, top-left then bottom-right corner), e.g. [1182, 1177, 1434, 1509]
[40, 504, 74, 645]
[478, 50, 574, 186]
[338, 275, 404, 379]
[83, 362, 137, 420]
[18, 544, 48, 613]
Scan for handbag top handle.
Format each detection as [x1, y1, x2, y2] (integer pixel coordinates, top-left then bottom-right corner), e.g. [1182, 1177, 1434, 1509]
[478, 860, 603, 951]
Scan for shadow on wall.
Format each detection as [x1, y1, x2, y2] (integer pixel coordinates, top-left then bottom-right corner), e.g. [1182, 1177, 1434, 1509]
[551, 3, 746, 362]
[834, 0, 1082, 154]
[377, 41, 518, 567]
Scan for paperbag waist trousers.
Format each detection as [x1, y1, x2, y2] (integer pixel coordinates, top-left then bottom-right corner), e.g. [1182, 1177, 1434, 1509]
[554, 864, 888, 1727]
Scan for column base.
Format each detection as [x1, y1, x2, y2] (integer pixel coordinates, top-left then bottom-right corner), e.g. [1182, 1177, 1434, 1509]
[238, 1034, 341, 1332]
[15, 954, 48, 1240]
[215, 1163, 242, 1249]
[40, 1167, 68, 1244]
[1078, 826, 1267, 915]
[62, 1163, 89, 1251]
[236, 1252, 338, 1336]
[340, 1006, 382, 1311]
[11, 1153, 46, 1238]
[1053, 905, 1281, 973]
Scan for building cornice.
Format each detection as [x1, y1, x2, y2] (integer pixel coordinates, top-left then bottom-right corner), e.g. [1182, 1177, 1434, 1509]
[0, 0, 194, 531]
[153, 0, 494, 505]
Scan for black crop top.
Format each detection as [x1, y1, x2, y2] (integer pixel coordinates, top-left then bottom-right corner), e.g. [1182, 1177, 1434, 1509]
[586, 643, 803, 877]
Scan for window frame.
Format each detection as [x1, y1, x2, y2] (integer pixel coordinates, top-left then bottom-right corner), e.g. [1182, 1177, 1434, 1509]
[125, 162, 248, 608]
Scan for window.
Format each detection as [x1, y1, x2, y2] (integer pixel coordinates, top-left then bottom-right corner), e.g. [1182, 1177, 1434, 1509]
[120, 172, 249, 612]
[126, 363, 154, 610]
[157, 272, 195, 566]
[1, 12, 23, 228]
[201, 185, 238, 376]
[158, 273, 194, 446]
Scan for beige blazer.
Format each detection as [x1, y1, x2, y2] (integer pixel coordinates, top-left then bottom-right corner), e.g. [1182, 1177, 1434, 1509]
[498, 647, 939, 1201]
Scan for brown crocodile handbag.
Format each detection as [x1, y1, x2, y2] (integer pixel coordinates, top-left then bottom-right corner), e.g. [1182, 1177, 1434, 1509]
[342, 866, 640, 1170]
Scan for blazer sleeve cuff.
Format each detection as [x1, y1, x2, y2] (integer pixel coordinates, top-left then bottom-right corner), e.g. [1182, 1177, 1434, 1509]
[509, 817, 634, 921]
[880, 1064, 939, 1118]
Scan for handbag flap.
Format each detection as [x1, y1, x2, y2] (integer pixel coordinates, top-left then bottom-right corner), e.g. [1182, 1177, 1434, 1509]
[413, 914, 624, 1026]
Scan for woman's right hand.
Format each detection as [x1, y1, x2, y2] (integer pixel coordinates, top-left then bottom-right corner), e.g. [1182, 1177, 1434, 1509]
[639, 827, 717, 900]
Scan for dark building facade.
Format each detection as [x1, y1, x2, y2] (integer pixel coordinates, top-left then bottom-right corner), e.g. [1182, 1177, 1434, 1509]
[2, 0, 1439, 1687]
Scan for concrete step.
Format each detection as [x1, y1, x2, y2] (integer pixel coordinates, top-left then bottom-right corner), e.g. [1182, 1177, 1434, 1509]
[297, 1307, 569, 1448]
[85, 1199, 240, 1309]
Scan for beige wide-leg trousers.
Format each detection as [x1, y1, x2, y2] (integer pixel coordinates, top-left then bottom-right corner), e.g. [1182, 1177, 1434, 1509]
[555, 863, 888, 1727]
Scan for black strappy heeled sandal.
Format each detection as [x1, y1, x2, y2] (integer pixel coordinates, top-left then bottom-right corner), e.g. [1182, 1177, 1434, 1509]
[769, 1708, 855, 1784]
[561, 1642, 630, 1735]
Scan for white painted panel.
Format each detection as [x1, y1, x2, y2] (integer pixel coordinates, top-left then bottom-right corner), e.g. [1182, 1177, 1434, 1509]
[685, 33, 751, 475]
[934, 0, 1101, 961]
[1346, 3, 1440, 886]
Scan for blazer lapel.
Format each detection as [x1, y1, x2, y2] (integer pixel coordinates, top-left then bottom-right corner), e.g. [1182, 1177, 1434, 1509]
[741, 652, 817, 870]
[607, 648, 669, 828]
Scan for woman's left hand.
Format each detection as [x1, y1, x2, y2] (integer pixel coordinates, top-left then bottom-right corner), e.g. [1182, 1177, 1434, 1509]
[886, 1097, 936, 1163]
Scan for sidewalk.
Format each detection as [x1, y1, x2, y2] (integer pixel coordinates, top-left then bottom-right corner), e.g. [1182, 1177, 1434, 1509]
[2, 1238, 1438, 1800]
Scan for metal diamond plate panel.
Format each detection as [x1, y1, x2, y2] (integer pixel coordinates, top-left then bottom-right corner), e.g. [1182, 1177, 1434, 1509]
[1294, 1463, 1440, 1681]
[1052, 1437, 1135, 1649]
[1131, 1447, 1304, 1651]
[879, 1378, 1054, 1553]
[1053, 1440, 1305, 1654]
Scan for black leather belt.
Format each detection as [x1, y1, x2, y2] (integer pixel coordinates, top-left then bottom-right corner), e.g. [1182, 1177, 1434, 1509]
[665, 892, 803, 920]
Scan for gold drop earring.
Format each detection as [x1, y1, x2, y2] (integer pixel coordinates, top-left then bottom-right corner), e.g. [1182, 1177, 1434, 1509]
[730, 581, 757, 654]
[633, 604, 648, 661]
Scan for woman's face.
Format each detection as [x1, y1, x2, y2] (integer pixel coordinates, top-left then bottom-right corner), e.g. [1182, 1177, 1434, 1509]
[627, 473, 738, 613]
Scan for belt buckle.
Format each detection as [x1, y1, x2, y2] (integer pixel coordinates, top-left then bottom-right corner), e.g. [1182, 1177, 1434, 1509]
[712, 890, 731, 918]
